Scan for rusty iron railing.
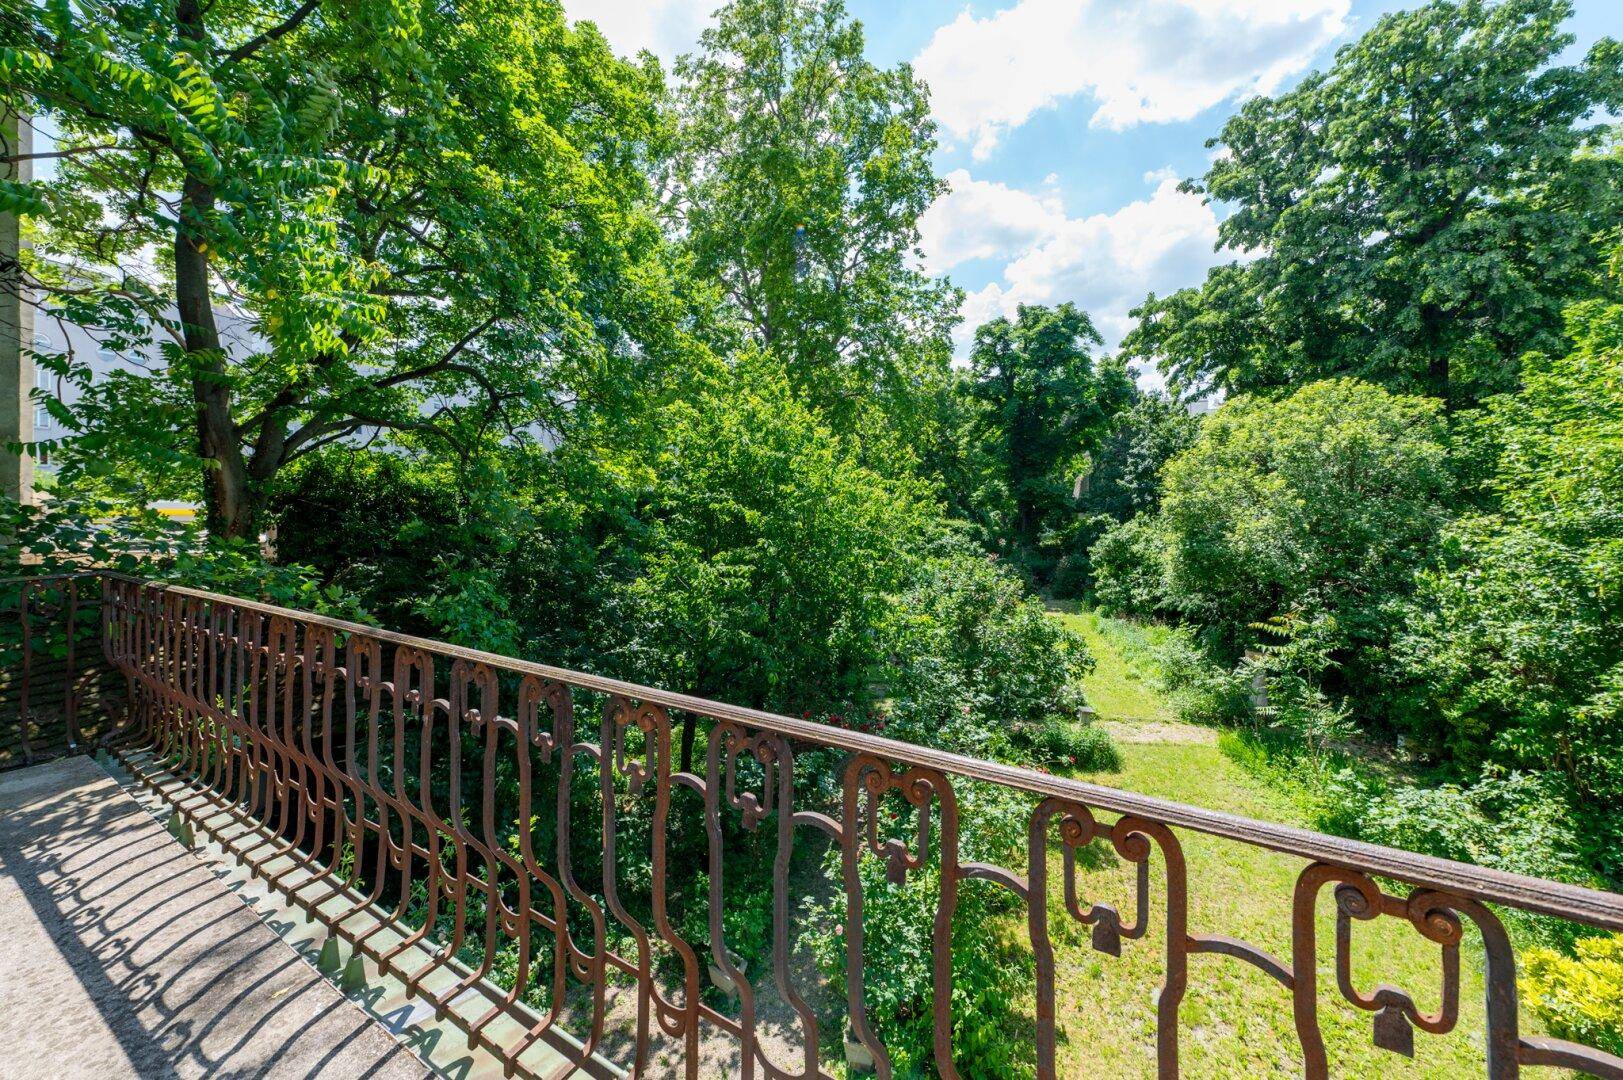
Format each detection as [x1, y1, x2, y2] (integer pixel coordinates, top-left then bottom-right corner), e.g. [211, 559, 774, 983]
[6, 570, 1623, 1078]
[0, 572, 119, 768]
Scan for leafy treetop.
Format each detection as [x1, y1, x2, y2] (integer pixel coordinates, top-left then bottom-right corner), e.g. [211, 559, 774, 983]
[1125, 0, 1622, 406]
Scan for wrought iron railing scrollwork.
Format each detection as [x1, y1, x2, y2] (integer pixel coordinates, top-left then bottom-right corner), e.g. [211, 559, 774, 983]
[5, 571, 1622, 1078]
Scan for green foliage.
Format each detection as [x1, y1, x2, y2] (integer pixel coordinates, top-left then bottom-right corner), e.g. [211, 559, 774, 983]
[1126, 379, 1452, 715]
[1077, 395, 1201, 525]
[1219, 723, 1602, 944]
[7, 0, 681, 536]
[881, 534, 1106, 770]
[1087, 516, 1169, 620]
[1155, 628, 1253, 728]
[1020, 720, 1121, 774]
[808, 780, 1036, 1078]
[1522, 934, 1623, 1056]
[270, 450, 531, 654]
[1049, 395, 1201, 596]
[964, 303, 1135, 585]
[608, 350, 930, 718]
[669, 0, 957, 430]
[1399, 276, 1623, 804]
[0, 493, 367, 619]
[1126, 0, 1623, 406]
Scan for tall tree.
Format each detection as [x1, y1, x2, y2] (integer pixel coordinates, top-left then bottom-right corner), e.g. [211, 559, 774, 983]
[1401, 242, 1623, 803]
[2, 0, 679, 538]
[668, 0, 957, 429]
[967, 303, 1133, 575]
[1125, 0, 1622, 406]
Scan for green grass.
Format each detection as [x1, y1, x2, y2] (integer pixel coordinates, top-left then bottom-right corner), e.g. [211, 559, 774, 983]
[1050, 608, 1177, 725]
[1021, 607, 1566, 1078]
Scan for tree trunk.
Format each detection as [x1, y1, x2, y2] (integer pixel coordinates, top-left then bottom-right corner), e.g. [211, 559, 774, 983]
[175, 175, 253, 539]
[172, 0, 253, 541]
[1427, 351, 1450, 409]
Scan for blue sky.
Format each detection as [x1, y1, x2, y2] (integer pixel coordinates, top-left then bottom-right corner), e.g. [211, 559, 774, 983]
[565, 0, 1619, 366]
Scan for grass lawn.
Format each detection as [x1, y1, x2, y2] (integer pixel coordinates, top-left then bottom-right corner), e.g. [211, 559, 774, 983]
[1027, 608, 1564, 1078]
[1056, 607, 1179, 725]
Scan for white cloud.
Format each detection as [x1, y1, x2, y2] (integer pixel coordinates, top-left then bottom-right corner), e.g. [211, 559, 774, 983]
[562, 0, 714, 61]
[916, 0, 1348, 159]
[934, 176, 1243, 376]
[918, 169, 1064, 273]
[1142, 165, 1180, 185]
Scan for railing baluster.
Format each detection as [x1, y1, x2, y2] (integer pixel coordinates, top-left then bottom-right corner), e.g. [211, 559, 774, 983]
[549, 683, 611, 1068]
[600, 695, 654, 1074]
[17, 578, 32, 764]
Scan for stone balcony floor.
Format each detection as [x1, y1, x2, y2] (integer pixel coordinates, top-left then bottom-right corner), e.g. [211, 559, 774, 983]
[0, 755, 430, 1079]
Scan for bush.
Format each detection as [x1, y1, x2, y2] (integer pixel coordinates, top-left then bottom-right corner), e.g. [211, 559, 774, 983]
[1154, 378, 1450, 704]
[1221, 720, 1606, 948]
[1089, 515, 1167, 618]
[1398, 287, 1623, 804]
[1020, 720, 1121, 773]
[882, 535, 1104, 764]
[271, 451, 466, 632]
[609, 351, 932, 722]
[1156, 627, 1251, 727]
[800, 537, 1115, 1077]
[1522, 934, 1623, 1058]
[808, 780, 1036, 1078]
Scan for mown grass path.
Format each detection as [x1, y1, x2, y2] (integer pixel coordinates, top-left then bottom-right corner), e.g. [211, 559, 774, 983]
[1038, 609, 1546, 1078]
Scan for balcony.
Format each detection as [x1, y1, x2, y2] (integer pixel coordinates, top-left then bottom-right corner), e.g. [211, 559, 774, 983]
[2, 571, 1622, 1079]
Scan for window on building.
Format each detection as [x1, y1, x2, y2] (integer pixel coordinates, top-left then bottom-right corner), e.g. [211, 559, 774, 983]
[34, 360, 57, 431]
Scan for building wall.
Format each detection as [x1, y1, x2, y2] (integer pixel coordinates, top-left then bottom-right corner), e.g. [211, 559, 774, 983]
[29, 309, 262, 468]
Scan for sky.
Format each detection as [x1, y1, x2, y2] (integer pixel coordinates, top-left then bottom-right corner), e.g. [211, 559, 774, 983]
[566, 0, 1617, 374]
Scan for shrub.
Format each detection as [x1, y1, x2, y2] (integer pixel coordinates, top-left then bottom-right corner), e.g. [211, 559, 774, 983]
[882, 535, 1105, 765]
[1222, 721, 1605, 948]
[609, 352, 932, 725]
[1088, 515, 1167, 618]
[1151, 378, 1452, 714]
[1155, 627, 1251, 727]
[1522, 934, 1623, 1058]
[1020, 720, 1121, 773]
[808, 780, 1036, 1078]
[1398, 287, 1623, 804]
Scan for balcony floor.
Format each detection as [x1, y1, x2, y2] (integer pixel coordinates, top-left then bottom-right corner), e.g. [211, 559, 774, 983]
[0, 756, 429, 1080]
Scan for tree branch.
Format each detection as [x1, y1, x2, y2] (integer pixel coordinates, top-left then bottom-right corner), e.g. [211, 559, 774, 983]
[371, 313, 499, 390]
[0, 143, 119, 164]
[219, 0, 321, 67]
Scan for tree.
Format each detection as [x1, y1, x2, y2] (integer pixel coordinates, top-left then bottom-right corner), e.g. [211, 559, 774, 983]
[668, 0, 957, 429]
[607, 350, 932, 771]
[3, 0, 677, 538]
[1053, 393, 1200, 597]
[1400, 250, 1623, 804]
[1125, 0, 1623, 406]
[1119, 379, 1452, 712]
[966, 303, 1133, 578]
[1078, 394, 1201, 525]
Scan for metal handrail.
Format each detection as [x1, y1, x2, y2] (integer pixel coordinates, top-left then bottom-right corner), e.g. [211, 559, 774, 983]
[101, 573, 1623, 930]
